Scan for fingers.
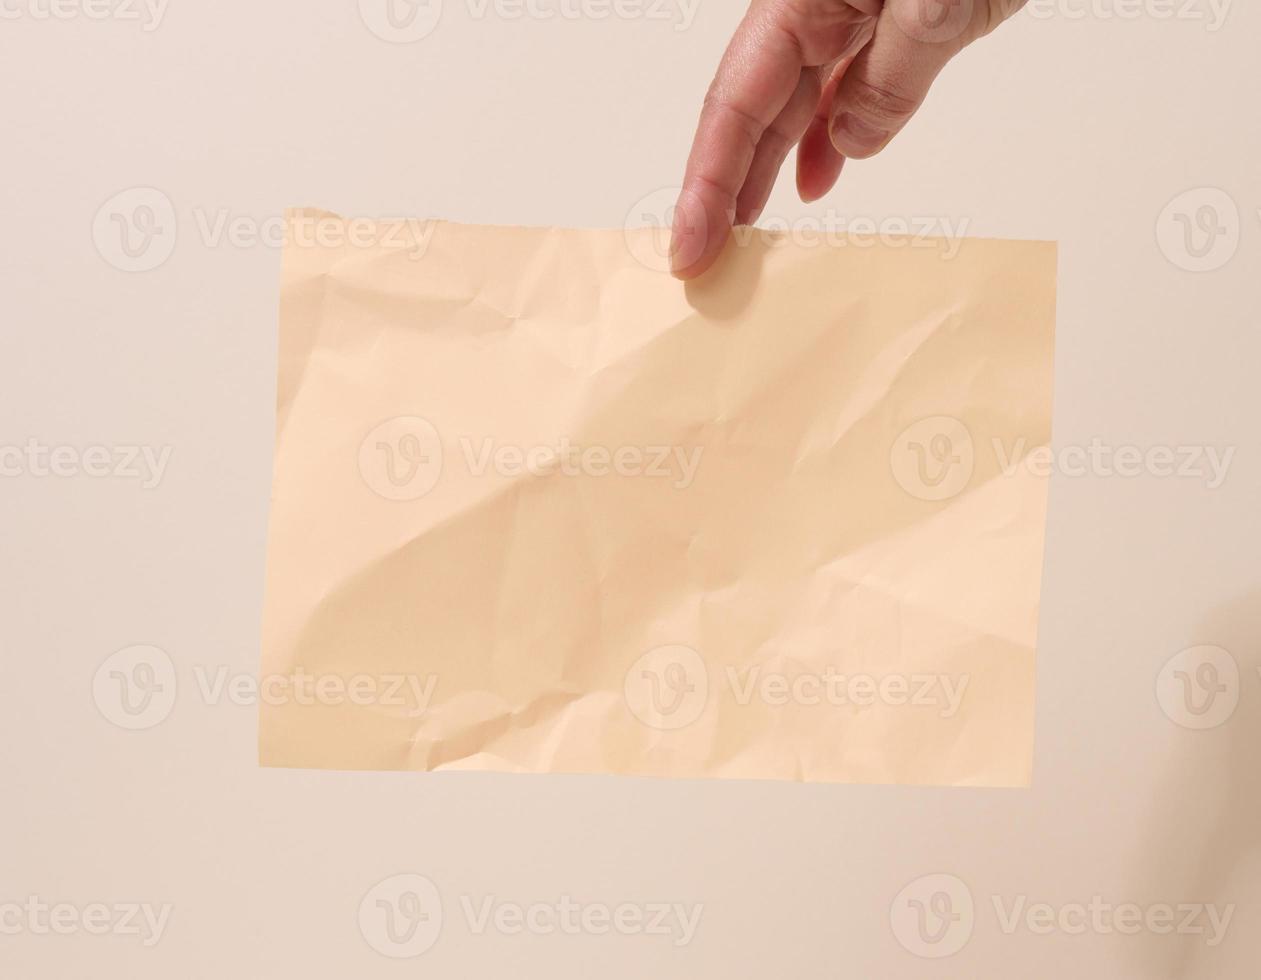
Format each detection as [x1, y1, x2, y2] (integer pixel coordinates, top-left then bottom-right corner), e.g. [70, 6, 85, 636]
[671, 0, 1019, 279]
[734, 68, 823, 225]
[669, 9, 807, 279]
[826, 8, 961, 159]
[796, 57, 856, 204]
[796, 118, 845, 203]
[670, 0, 878, 280]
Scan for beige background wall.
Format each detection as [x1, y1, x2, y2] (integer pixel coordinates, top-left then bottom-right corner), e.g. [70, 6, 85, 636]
[2, 1, 1259, 976]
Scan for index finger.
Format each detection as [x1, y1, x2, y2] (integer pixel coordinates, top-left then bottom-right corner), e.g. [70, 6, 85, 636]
[669, 9, 807, 279]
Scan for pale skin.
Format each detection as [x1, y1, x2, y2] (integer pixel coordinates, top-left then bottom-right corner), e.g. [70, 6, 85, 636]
[669, 0, 1025, 278]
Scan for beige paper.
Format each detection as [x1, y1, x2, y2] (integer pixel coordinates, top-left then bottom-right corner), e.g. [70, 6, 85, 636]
[259, 209, 1056, 787]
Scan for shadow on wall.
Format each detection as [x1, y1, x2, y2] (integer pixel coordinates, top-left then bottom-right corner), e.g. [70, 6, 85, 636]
[1129, 591, 1261, 979]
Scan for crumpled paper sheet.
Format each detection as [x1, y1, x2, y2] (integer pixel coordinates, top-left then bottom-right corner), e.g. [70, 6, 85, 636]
[259, 209, 1056, 787]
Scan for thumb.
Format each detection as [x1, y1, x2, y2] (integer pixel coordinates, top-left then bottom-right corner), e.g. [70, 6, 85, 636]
[827, 1, 971, 159]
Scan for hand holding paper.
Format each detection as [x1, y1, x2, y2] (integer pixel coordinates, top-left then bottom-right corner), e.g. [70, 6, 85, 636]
[671, 0, 1025, 278]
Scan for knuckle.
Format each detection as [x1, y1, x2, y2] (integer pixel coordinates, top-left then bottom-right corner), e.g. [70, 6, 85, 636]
[701, 92, 765, 153]
[847, 77, 920, 124]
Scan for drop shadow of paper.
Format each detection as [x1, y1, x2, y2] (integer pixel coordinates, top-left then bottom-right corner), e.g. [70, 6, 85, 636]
[1126, 592, 1261, 978]
[681, 227, 768, 320]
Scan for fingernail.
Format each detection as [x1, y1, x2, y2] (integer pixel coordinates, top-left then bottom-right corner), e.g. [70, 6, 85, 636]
[829, 113, 888, 158]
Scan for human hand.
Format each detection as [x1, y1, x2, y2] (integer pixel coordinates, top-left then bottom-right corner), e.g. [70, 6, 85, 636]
[669, 0, 1022, 278]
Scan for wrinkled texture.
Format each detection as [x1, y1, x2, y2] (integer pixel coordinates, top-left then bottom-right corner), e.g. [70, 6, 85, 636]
[260, 210, 1056, 787]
